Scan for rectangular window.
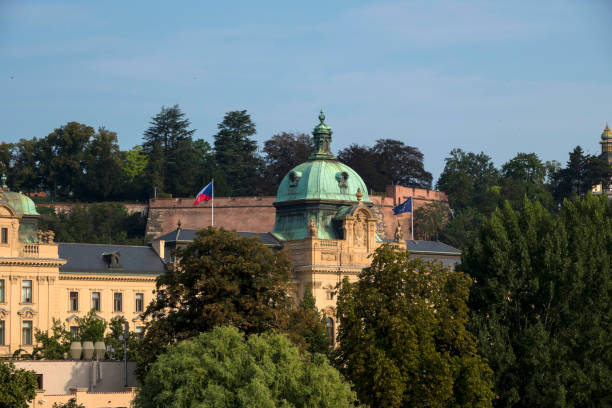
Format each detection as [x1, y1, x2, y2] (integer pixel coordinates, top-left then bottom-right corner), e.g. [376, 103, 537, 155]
[114, 293, 122, 312]
[69, 326, 79, 338]
[22, 280, 32, 303]
[92, 292, 100, 312]
[0, 279, 4, 303]
[135, 293, 144, 312]
[69, 291, 78, 311]
[36, 374, 43, 390]
[1, 228, 7, 244]
[0, 320, 5, 345]
[22, 320, 32, 345]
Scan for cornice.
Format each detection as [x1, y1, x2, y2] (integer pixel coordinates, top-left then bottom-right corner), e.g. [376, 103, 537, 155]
[0, 257, 66, 267]
[59, 274, 157, 282]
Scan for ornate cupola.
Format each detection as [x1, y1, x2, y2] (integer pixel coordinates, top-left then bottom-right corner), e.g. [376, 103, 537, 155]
[272, 111, 377, 241]
[600, 123, 612, 163]
[309, 110, 335, 160]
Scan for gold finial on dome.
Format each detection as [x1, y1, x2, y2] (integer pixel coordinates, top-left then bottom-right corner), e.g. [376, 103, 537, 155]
[603, 123, 612, 138]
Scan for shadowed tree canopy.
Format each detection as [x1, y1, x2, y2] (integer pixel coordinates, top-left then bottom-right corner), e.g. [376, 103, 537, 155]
[261, 132, 313, 194]
[336, 244, 494, 408]
[464, 195, 612, 407]
[134, 326, 357, 408]
[0, 361, 38, 408]
[338, 139, 432, 191]
[214, 110, 262, 196]
[137, 227, 293, 380]
[142, 104, 195, 155]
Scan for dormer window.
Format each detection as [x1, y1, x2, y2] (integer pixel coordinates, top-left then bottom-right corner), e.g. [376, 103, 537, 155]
[289, 171, 301, 187]
[336, 172, 349, 193]
[103, 251, 121, 269]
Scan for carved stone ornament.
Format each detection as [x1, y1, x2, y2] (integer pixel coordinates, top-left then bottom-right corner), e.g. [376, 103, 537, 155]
[307, 218, 318, 238]
[355, 187, 363, 203]
[17, 306, 37, 319]
[394, 221, 403, 242]
[0, 306, 9, 318]
[353, 212, 367, 247]
[37, 230, 55, 244]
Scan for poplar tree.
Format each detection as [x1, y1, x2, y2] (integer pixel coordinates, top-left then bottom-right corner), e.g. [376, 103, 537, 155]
[464, 195, 612, 407]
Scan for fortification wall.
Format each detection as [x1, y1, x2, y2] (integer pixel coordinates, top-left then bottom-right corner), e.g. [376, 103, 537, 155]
[144, 186, 448, 242]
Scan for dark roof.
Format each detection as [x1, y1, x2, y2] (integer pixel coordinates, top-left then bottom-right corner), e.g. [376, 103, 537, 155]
[381, 239, 461, 255]
[58, 243, 166, 275]
[405, 240, 461, 255]
[155, 229, 282, 248]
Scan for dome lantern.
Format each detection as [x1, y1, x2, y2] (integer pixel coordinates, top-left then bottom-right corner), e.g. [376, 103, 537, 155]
[309, 110, 335, 160]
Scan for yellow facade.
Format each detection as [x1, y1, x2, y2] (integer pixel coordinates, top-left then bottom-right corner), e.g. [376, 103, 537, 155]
[0, 200, 158, 357]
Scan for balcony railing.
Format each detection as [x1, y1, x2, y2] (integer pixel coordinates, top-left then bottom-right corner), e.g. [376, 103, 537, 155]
[20, 244, 39, 257]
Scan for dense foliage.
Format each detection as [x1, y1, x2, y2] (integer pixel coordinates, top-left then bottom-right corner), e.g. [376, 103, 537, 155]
[436, 148, 611, 249]
[0, 361, 37, 408]
[137, 227, 294, 379]
[463, 195, 612, 407]
[335, 244, 494, 408]
[134, 326, 356, 408]
[38, 203, 146, 245]
[338, 139, 433, 191]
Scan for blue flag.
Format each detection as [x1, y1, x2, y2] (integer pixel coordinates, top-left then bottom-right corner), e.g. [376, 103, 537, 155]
[393, 197, 412, 215]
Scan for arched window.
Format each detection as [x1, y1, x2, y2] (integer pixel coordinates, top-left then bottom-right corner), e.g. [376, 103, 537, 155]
[326, 317, 335, 346]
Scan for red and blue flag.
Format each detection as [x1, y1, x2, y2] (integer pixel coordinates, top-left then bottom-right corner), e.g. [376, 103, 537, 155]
[193, 181, 213, 206]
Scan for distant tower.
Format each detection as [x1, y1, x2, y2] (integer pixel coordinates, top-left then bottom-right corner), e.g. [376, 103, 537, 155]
[600, 123, 612, 163]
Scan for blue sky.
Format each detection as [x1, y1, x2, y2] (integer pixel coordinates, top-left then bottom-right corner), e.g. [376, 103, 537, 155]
[1, 0, 611, 182]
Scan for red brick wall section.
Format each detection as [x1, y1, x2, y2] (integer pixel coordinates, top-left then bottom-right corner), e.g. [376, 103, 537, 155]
[144, 186, 448, 242]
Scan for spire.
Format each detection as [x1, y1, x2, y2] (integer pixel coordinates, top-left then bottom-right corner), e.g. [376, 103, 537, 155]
[309, 110, 335, 160]
[603, 123, 612, 140]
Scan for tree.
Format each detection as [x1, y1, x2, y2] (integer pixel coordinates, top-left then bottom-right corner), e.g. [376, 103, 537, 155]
[500, 153, 554, 210]
[38, 122, 94, 200]
[75, 309, 107, 342]
[138, 227, 293, 379]
[338, 139, 432, 192]
[33, 318, 72, 359]
[104, 316, 141, 360]
[335, 244, 494, 408]
[261, 132, 313, 194]
[53, 398, 85, 408]
[80, 128, 123, 201]
[134, 326, 356, 408]
[287, 283, 329, 355]
[0, 361, 38, 408]
[213, 110, 262, 196]
[413, 201, 450, 241]
[551, 146, 612, 202]
[464, 195, 612, 407]
[142, 105, 198, 196]
[436, 148, 500, 213]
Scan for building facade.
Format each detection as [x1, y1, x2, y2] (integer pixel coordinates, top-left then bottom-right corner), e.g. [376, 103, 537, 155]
[0, 187, 164, 357]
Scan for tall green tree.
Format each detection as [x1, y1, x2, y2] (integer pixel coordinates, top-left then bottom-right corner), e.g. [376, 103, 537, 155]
[33, 318, 72, 359]
[38, 122, 94, 200]
[464, 195, 612, 407]
[338, 139, 432, 191]
[213, 110, 261, 196]
[137, 227, 293, 380]
[336, 244, 494, 408]
[134, 326, 356, 408]
[81, 128, 123, 201]
[500, 152, 554, 210]
[142, 105, 199, 196]
[551, 146, 611, 203]
[0, 361, 38, 408]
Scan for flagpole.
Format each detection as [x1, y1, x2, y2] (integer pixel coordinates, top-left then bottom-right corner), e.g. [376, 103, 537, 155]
[411, 196, 414, 240]
[211, 179, 214, 227]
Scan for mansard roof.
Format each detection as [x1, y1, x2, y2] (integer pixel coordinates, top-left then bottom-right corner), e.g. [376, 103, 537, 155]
[58, 243, 166, 275]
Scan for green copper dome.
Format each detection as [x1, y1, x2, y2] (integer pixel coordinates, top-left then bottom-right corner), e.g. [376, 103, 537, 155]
[275, 111, 370, 204]
[275, 160, 371, 204]
[273, 111, 373, 241]
[1, 191, 39, 216]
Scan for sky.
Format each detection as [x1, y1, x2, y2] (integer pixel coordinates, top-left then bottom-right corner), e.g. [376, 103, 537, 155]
[1, 0, 611, 183]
